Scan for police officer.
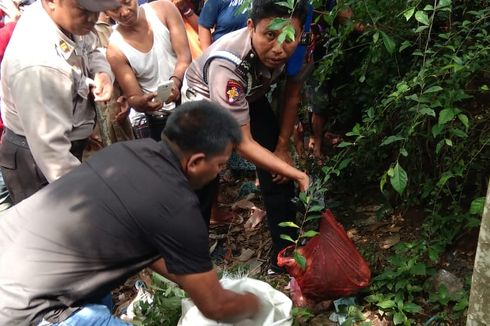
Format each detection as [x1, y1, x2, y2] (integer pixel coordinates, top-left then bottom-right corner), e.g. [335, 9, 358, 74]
[0, 0, 119, 204]
[183, 0, 310, 272]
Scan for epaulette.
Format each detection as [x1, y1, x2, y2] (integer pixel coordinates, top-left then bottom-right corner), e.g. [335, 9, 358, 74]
[202, 50, 253, 96]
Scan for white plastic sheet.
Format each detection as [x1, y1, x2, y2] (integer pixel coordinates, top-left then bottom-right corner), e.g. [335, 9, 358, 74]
[178, 277, 293, 326]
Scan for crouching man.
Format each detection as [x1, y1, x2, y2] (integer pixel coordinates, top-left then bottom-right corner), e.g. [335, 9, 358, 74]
[0, 101, 259, 326]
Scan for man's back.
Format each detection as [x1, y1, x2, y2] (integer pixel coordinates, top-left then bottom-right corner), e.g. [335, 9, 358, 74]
[0, 139, 211, 325]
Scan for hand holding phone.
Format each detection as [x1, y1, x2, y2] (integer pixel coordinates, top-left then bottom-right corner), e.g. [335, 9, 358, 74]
[154, 80, 174, 103]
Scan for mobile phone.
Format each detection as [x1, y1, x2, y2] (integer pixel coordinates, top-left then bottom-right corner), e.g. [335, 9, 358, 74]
[155, 80, 174, 103]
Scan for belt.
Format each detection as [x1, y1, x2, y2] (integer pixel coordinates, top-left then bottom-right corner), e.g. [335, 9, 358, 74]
[3, 128, 87, 161]
[145, 112, 170, 120]
[3, 128, 29, 149]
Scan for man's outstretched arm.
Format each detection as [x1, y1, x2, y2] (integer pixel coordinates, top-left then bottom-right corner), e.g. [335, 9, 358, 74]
[150, 259, 260, 323]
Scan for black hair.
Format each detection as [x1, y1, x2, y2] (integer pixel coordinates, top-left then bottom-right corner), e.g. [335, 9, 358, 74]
[250, 0, 308, 26]
[163, 101, 242, 157]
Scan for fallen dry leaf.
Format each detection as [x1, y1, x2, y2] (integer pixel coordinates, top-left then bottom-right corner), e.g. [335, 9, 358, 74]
[385, 225, 401, 233]
[380, 234, 401, 249]
[231, 198, 256, 210]
[236, 248, 255, 262]
[244, 207, 267, 230]
[246, 258, 263, 276]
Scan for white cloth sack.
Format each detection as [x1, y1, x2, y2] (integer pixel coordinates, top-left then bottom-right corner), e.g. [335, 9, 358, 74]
[178, 277, 293, 326]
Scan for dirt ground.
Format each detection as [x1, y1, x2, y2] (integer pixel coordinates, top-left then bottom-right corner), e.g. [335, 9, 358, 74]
[112, 166, 478, 325]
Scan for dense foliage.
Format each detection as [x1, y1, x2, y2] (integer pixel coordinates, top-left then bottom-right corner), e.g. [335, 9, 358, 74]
[313, 0, 489, 209]
[294, 0, 490, 324]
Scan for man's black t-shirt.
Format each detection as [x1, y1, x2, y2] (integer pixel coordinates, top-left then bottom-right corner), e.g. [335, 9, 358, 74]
[0, 139, 212, 325]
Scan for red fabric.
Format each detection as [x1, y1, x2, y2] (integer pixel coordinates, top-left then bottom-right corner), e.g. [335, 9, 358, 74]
[0, 21, 16, 64]
[277, 210, 371, 301]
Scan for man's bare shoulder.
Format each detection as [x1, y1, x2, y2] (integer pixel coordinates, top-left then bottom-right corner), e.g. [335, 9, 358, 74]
[149, 0, 179, 22]
[106, 42, 127, 66]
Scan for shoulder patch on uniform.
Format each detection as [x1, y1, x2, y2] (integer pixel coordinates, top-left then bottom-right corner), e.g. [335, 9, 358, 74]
[225, 79, 244, 104]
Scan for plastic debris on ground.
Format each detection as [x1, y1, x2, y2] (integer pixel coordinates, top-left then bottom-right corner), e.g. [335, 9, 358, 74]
[328, 297, 357, 325]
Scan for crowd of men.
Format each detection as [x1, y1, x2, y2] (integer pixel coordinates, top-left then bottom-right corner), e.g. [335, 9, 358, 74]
[0, 0, 315, 324]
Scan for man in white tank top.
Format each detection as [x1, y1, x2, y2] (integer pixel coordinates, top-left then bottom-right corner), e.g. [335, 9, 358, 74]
[106, 0, 191, 140]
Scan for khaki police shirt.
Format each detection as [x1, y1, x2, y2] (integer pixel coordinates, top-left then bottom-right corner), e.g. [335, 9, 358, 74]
[0, 1, 113, 182]
[185, 27, 284, 125]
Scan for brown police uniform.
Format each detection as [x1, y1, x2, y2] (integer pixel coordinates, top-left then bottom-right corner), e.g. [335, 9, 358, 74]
[183, 27, 298, 263]
[0, 1, 113, 204]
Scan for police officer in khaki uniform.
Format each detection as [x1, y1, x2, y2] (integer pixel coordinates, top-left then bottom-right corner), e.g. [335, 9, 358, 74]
[183, 0, 310, 272]
[0, 0, 120, 204]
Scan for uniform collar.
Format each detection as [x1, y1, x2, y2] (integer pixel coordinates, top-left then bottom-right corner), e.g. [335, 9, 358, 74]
[36, 0, 83, 60]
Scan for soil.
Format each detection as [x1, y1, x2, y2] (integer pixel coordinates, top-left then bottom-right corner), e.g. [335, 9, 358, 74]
[112, 167, 479, 325]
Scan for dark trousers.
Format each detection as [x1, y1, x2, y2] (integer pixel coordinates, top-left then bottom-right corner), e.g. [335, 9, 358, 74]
[195, 176, 219, 228]
[249, 96, 297, 259]
[0, 129, 87, 204]
[145, 114, 168, 141]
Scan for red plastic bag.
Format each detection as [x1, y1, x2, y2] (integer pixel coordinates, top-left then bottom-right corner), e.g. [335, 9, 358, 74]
[277, 209, 371, 301]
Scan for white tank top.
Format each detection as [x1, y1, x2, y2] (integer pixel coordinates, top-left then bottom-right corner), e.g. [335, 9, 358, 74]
[110, 4, 177, 111]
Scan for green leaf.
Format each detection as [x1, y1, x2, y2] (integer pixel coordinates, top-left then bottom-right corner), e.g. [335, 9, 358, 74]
[380, 172, 387, 192]
[364, 294, 382, 303]
[399, 41, 411, 53]
[377, 299, 396, 309]
[415, 25, 429, 33]
[403, 302, 422, 313]
[410, 263, 426, 276]
[453, 297, 468, 312]
[276, 1, 291, 9]
[423, 4, 434, 11]
[393, 312, 406, 325]
[390, 162, 408, 195]
[437, 171, 454, 188]
[438, 0, 452, 8]
[400, 148, 408, 157]
[372, 31, 379, 43]
[338, 158, 352, 170]
[283, 25, 296, 42]
[294, 251, 307, 270]
[428, 246, 440, 262]
[380, 31, 396, 54]
[337, 141, 353, 148]
[458, 114, 469, 128]
[278, 221, 300, 228]
[469, 197, 485, 215]
[424, 86, 443, 93]
[435, 139, 444, 154]
[302, 230, 320, 238]
[308, 205, 324, 212]
[415, 11, 430, 25]
[419, 107, 436, 117]
[403, 8, 415, 21]
[268, 18, 288, 31]
[399, 41, 412, 54]
[305, 214, 322, 222]
[449, 128, 467, 138]
[445, 138, 453, 146]
[432, 123, 444, 137]
[439, 108, 456, 124]
[277, 31, 287, 44]
[380, 135, 405, 146]
[280, 234, 296, 243]
[299, 192, 307, 203]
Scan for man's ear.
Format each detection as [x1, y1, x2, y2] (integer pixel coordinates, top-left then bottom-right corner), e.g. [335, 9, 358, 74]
[186, 152, 206, 174]
[44, 0, 56, 11]
[247, 18, 255, 31]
